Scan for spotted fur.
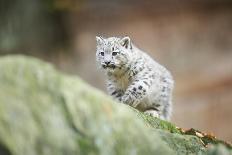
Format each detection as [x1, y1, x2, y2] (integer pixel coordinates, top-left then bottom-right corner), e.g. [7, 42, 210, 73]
[96, 36, 174, 120]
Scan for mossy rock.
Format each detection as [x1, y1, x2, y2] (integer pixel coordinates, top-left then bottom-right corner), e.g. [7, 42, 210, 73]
[0, 55, 230, 155]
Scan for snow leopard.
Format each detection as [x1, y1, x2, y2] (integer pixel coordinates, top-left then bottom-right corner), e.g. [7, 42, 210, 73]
[96, 36, 174, 120]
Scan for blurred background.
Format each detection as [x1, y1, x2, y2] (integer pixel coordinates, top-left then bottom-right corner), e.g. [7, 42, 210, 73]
[1, 0, 232, 142]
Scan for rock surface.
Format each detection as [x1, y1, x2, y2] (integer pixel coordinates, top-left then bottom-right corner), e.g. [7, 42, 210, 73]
[0, 55, 231, 155]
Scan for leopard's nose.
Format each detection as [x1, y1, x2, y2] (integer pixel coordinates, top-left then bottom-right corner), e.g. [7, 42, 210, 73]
[105, 61, 111, 65]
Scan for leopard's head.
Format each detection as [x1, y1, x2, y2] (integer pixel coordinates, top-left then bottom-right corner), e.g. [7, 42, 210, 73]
[96, 36, 133, 73]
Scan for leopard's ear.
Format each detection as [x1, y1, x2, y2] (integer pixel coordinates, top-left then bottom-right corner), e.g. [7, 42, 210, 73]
[120, 36, 131, 49]
[96, 36, 104, 45]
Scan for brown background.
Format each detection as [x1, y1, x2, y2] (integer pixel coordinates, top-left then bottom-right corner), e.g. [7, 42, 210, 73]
[1, 0, 232, 142]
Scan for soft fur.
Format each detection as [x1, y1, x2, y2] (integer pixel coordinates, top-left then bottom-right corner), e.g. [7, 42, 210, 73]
[96, 36, 174, 120]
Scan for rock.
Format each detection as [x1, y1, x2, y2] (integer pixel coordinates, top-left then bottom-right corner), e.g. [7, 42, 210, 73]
[0, 55, 231, 155]
[202, 144, 232, 155]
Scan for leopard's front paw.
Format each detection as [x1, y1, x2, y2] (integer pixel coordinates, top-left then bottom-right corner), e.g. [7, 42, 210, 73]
[121, 95, 133, 105]
[144, 110, 159, 118]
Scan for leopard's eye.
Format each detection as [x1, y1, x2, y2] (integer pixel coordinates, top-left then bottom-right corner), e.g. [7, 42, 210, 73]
[112, 47, 115, 51]
[100, 52, 104, 56]
[112, 52, 118, 56]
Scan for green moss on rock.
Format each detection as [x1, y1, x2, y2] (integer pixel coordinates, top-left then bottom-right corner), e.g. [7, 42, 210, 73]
[0, 55, 230, 155]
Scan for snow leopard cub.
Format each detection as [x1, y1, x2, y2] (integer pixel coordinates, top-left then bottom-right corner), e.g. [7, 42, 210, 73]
[96, 36, 174, 120]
